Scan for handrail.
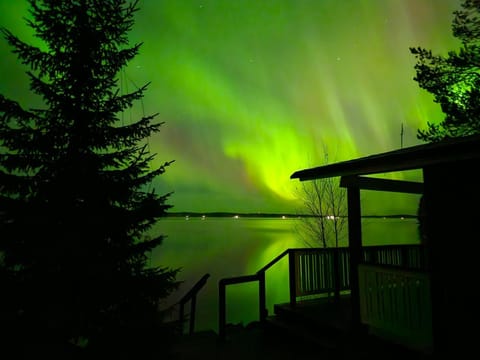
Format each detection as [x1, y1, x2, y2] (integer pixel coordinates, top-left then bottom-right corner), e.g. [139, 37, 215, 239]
[256, 248, 329, 274]
[256, 249, 289, 274]
[178, 273, 210, 335]
[219, 274, 259, 286]
[218, 250, 295, 341]
[218, 274, 261, 340]
[218, 248, 328, 341]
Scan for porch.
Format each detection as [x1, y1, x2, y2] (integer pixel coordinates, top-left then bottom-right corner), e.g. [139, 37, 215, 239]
[218, 245, 432, 356]
[287, 134, 480, 357]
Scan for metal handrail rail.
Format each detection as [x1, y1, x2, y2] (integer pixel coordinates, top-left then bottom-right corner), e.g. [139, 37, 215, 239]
[218, 248, 336, 341]
[218, 250, 294, 341]
[256, 249, 290, 273]
[178, 273, 210, 335]
[218, 274, 261, 340]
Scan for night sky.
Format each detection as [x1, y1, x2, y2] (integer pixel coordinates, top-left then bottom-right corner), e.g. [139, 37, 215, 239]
[0, 0, 461, 214]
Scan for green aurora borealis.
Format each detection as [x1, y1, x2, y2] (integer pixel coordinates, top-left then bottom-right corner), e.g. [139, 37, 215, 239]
[0, 0, 462, 214]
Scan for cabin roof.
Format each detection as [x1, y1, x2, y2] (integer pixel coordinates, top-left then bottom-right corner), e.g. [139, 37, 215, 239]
[290, 133, 480, 181]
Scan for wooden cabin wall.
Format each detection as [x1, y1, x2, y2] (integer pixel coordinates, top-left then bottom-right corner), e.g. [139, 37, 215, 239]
[423, 160, 480, 357]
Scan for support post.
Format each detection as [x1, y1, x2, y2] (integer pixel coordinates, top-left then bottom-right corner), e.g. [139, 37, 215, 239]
[189, 296, 196, 335]
[288, 250, 296, 307]
[178, 303, 185, 335]
[346, 182, 363, 332]
[218, 280, 226, 341]
[258, 271, 267, 323]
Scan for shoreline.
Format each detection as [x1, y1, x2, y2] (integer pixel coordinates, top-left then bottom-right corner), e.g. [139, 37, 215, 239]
[165, 212, 418, 219]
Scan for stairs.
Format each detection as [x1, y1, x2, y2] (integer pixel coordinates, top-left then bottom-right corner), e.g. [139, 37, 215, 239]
[171, 296, 430, 360]
[263, 297, 431, 360]
[264, 297, 352, 350]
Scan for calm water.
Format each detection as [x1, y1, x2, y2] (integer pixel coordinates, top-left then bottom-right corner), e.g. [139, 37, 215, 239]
[150, 216, 420, 333]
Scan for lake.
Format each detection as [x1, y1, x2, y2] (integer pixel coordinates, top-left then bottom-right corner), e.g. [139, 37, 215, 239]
[150, 216, 421, 333]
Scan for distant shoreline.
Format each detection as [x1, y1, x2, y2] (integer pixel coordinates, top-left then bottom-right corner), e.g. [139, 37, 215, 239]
[165, 212, 417, 219]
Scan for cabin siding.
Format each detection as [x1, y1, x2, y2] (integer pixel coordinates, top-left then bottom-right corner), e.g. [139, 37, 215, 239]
[424, 160, 480, 357]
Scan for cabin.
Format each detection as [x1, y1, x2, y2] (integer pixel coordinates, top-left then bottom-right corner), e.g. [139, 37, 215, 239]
[217, 133, 480, 358]
[289, 133, 480, 358]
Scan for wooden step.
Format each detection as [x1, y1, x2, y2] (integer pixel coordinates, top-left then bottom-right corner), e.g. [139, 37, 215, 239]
[264, 315, 343, 350]
[273, 296, 352, 334]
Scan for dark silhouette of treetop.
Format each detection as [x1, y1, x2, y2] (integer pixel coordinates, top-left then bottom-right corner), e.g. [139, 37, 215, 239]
[0, 0, 179, 357]
[411, 0, 480, 142]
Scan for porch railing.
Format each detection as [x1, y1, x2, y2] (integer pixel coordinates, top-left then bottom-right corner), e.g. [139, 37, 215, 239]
[294, 247, 350, 300]
[218, 244, 426, 341]
[359, 264, 432, 351]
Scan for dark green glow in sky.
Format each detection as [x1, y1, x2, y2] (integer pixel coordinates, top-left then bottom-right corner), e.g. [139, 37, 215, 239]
[0, 0, 461, 214]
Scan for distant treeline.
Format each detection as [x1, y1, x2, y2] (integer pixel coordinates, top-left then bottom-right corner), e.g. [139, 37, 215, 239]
[165, 212, 418, 219]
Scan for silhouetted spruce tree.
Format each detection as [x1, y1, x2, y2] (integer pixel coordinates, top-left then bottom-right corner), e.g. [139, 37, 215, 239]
[410, 1, 480, 246]
[410, 0, 480, 142]
[0, 0, 180, 357]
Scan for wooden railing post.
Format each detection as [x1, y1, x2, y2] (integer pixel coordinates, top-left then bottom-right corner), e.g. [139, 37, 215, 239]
[347, 186, 363, 333]
[333, 247, 341, 303]
[288, 250, 296, 307]
[218, 279, 226, 341]
[258, 271, 267, 323]
[178, 303, 185, 335]
[189, 295, 197, 335]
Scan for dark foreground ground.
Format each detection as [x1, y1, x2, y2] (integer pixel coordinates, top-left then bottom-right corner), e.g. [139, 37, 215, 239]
[171, 296, 433, 360]
[4, 323, 431, 360]
[6, 296, 431, 360]
[171, 323, 432, 360]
